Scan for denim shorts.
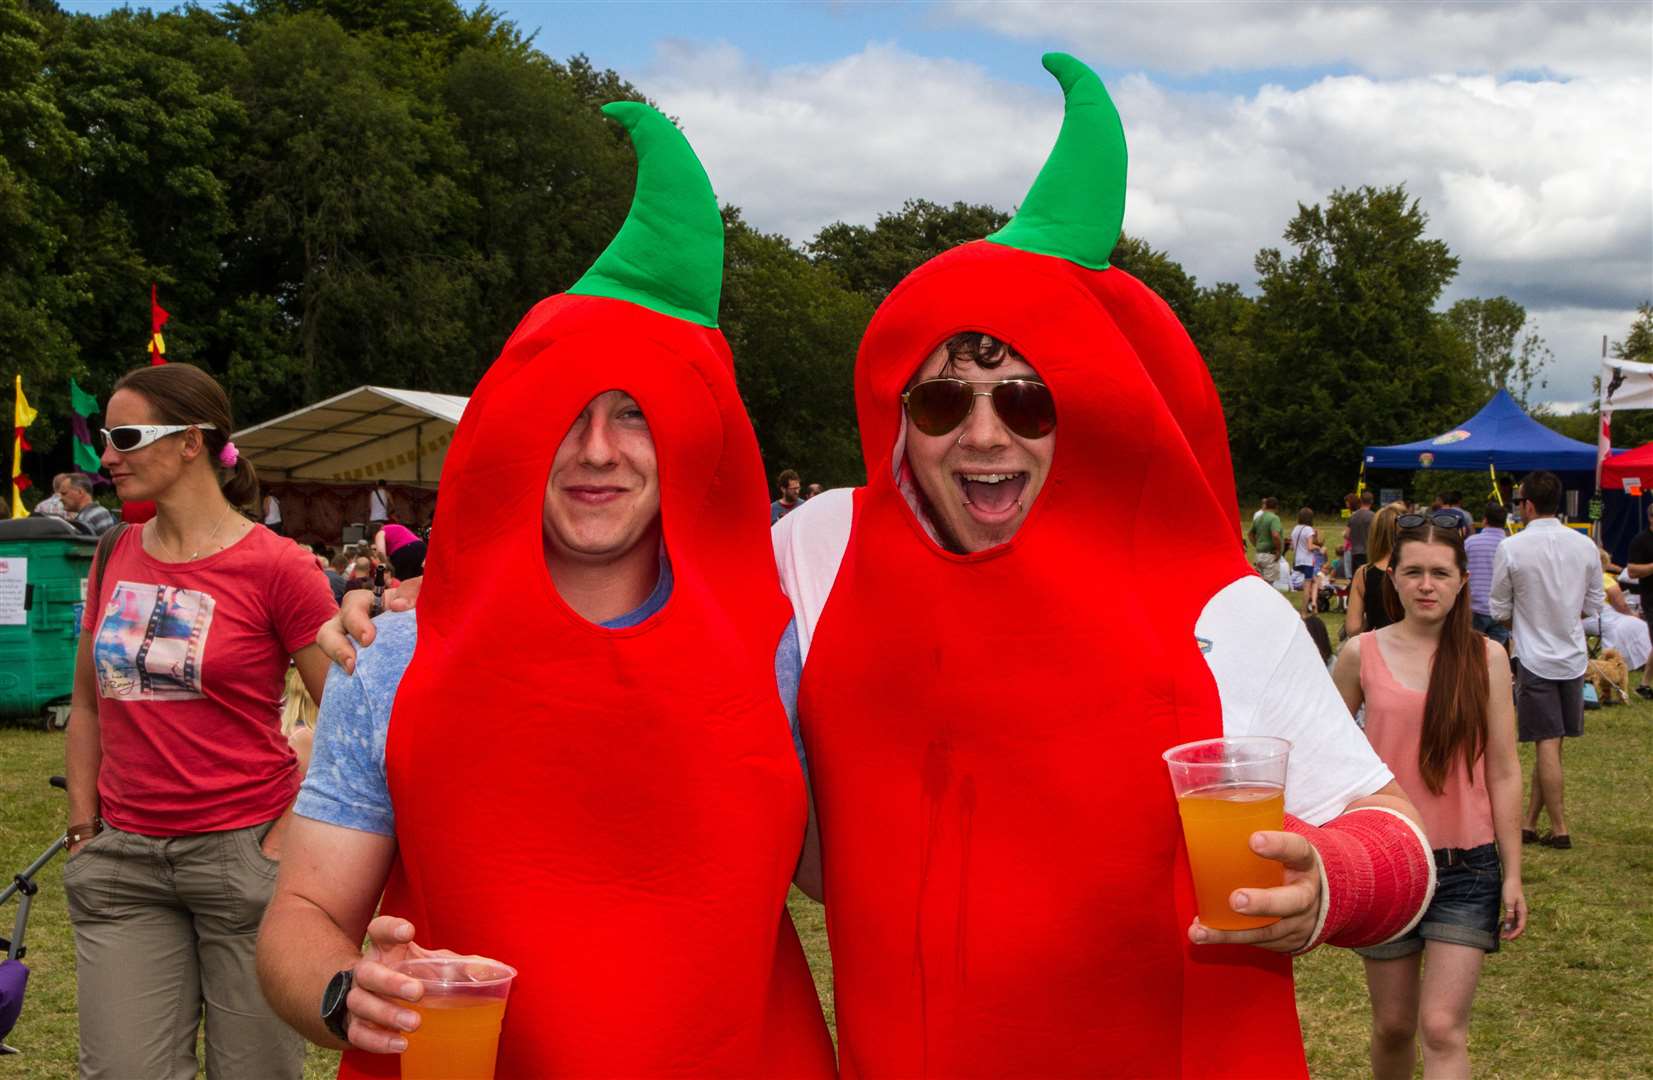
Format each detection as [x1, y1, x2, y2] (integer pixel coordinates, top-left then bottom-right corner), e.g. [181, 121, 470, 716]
[1356, 842, 1503, 959]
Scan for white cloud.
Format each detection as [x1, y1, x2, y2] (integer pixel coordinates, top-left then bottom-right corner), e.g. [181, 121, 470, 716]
[640, 41, 1650, 403]
[940, 1, 1653, 80]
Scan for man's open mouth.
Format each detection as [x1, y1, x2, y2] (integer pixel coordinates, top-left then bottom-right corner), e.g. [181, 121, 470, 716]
[956, 472, 1028, 515]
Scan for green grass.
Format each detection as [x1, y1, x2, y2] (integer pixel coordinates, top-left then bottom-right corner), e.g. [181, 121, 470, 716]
[5, 695, 1650, 1076]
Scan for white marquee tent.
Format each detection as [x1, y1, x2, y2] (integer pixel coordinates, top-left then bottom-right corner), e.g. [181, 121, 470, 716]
[232, 386, 468, 488]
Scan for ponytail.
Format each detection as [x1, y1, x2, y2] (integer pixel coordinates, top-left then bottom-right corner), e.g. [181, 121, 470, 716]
[221, 455, 260, 509]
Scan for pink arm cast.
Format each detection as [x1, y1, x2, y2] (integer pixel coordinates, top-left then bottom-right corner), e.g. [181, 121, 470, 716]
[1284, 807, 1436, 952]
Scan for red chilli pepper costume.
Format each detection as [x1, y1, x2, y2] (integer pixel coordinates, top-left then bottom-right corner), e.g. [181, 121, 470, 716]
[338, 103, 835, 1079]
[800, 55, 1308, 1078]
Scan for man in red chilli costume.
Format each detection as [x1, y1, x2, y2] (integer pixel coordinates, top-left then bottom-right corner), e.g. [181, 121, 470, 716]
[256, 103, 834, 1078]
[773, 55, 1436, 1077]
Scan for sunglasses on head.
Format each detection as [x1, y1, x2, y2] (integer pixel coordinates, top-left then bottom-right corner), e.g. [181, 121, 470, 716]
[100, 423, 216, 453]
[901, 378, 1056, 441]
[1397, 512, 1463, 530]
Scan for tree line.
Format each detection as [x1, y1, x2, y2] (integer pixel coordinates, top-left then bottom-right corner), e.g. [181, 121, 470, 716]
[5, 0, 1648, 508]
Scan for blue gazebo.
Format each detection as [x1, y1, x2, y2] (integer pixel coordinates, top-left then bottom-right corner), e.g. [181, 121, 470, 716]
[1362, 389, 1599, 473]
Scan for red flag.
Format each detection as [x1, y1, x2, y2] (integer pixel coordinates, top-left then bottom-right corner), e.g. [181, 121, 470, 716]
[1596, 408, 1611, 491]
[149, 283, 170, 365]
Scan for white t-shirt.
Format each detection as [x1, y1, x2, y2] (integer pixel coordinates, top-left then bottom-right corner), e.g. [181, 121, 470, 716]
[1290, 524, 1317, 567]
[369, 487, 389, 521]
[773, 488, 1393, 826]
[263, 494, 282, 526]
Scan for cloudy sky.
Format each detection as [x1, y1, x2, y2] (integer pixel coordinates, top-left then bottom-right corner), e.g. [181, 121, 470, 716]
[502, 0, 1650, 409]
[67, 1, 1653, 407]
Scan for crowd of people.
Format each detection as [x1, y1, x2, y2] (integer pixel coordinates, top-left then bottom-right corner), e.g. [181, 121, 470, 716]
[43, 54, 1629, 1080]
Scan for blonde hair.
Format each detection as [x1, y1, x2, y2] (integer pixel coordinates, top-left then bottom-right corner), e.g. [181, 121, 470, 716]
[280, 665, 317, 737]
[1368, 503, 1404, 568]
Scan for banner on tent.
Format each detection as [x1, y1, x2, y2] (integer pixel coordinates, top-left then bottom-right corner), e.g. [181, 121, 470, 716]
[1602, 358, 1653, 412]
[1598, 358, 1653, 489]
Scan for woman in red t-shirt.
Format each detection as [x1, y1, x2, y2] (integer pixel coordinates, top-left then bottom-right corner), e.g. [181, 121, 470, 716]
[64, 363, 337, 1079]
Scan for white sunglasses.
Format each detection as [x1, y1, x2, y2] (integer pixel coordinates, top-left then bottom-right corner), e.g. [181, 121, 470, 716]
[100, 423, 217, 453]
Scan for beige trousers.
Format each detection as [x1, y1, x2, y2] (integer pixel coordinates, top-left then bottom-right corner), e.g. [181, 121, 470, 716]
[62, 819, 305, 1080]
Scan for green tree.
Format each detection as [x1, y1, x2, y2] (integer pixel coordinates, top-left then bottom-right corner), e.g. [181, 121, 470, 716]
[1444, 296, 1552, 406]
[1612, 301, 1653, 364]
[46, 6, 250, 401]
[0, 0, 84, 463]
[1108, 232, 1200, 328]
[809, 199, 1010, 302]
[722, 209, 874, 487]
[1237, 184, 1476, 506]
[441, 45, 641, 369]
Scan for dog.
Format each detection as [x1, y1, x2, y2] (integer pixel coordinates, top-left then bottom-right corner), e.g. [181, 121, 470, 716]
[1586, 648, 1631, 706]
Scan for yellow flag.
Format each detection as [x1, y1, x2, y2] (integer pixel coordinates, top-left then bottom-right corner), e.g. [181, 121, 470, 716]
[14, 374, 36, 429]
[12, 375, 36, 517]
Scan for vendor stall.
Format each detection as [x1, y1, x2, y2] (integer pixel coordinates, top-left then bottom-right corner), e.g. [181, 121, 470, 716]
[232, 386, 468, 547]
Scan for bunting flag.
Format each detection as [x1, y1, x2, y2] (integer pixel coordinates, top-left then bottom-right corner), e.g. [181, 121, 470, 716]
[149, 283, 169, 365]
[12, 374, 38, 517]
[70, 377, 102, 473]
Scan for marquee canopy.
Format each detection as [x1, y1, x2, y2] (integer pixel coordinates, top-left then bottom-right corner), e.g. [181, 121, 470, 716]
[232, 385, 467, 487]
[1362, 389, 1603, 473]
[1601, 441, 1653, 489]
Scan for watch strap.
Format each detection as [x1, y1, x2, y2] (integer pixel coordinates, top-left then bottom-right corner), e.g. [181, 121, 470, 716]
[67, 819, 103, 846]
[322, 967, 355, 1041]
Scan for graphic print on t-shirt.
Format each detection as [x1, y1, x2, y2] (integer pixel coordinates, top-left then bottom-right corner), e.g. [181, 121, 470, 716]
[94, 580, 216, 700]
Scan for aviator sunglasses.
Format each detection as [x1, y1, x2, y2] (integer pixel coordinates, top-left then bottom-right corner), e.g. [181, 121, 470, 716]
[100, 423, 217, 453]
[1396, 512, 1465, 530]
[902, 378, 1057, 440]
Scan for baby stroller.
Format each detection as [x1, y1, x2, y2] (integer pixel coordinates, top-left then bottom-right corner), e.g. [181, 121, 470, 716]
[0, 776, 69, 1055]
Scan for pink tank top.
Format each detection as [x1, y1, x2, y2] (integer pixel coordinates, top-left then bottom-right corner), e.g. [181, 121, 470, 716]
[1359, 631, 1495, 851]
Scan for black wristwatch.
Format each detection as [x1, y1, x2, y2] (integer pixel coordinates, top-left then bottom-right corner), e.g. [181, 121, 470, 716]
[322, 967, 354, 1041]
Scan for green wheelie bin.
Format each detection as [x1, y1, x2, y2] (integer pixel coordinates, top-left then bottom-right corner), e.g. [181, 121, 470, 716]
[0, 516, 99, 728]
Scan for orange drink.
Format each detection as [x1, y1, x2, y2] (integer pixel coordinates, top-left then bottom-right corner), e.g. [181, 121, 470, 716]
[402, 997, 507, 1080]
[1175, 782, 1285, 930]
[394, 956, 516, 1080]
[1162, 736, 1292, 932]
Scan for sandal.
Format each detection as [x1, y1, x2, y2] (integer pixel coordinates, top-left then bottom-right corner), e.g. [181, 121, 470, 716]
[1539, 833, 1573, 849]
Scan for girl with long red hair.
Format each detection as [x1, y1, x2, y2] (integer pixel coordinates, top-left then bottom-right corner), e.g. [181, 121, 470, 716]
[1332, 517, 1526, 1079]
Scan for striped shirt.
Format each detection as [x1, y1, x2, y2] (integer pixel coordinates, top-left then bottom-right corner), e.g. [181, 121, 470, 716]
[1464, 526, 1506, 616]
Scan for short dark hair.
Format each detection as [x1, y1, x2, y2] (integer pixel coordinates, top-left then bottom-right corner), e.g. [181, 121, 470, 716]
[1262, 496, 1279, 510]
[1522, 471, 1563, 515]
[1297, 507, 1314, 525]
[942, 332, 1023, 372]
[1443, 490, 1461, 505]
[1484, 502, 1507, 527]
[777, 469, 800, 488]
[1360, 491, 1374, 507]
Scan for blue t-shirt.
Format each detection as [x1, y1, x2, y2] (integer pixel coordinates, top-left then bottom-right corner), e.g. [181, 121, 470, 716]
[295, 560, 808, 836]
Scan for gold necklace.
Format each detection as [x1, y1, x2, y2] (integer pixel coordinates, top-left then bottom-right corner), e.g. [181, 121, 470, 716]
[172, 507, 233, 562]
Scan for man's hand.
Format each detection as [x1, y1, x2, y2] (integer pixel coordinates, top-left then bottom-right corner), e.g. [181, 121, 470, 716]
[1187, 830, 1320, 954]
[344, 916, 456, 1054]
[317, 577, 423, 673]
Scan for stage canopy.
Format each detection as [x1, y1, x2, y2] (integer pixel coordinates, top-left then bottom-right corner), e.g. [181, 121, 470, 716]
[1362, 389, 1602, 473]
[232, 385, 468, 488]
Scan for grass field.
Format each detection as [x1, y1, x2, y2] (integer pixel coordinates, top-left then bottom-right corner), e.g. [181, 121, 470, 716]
[4, 555, 1650, 1077]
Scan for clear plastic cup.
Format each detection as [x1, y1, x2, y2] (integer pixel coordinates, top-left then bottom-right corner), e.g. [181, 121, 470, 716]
[1162, 736, 1292, 930]
[394, 955, 517, 1080]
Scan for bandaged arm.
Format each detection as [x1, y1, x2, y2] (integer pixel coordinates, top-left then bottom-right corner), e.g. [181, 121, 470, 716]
[1284, 804, 1435, 952]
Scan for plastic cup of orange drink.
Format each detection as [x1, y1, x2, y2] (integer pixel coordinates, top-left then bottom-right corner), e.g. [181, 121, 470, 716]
[394, 955, 517, 1080]
[1162, 736, 1292, 931]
